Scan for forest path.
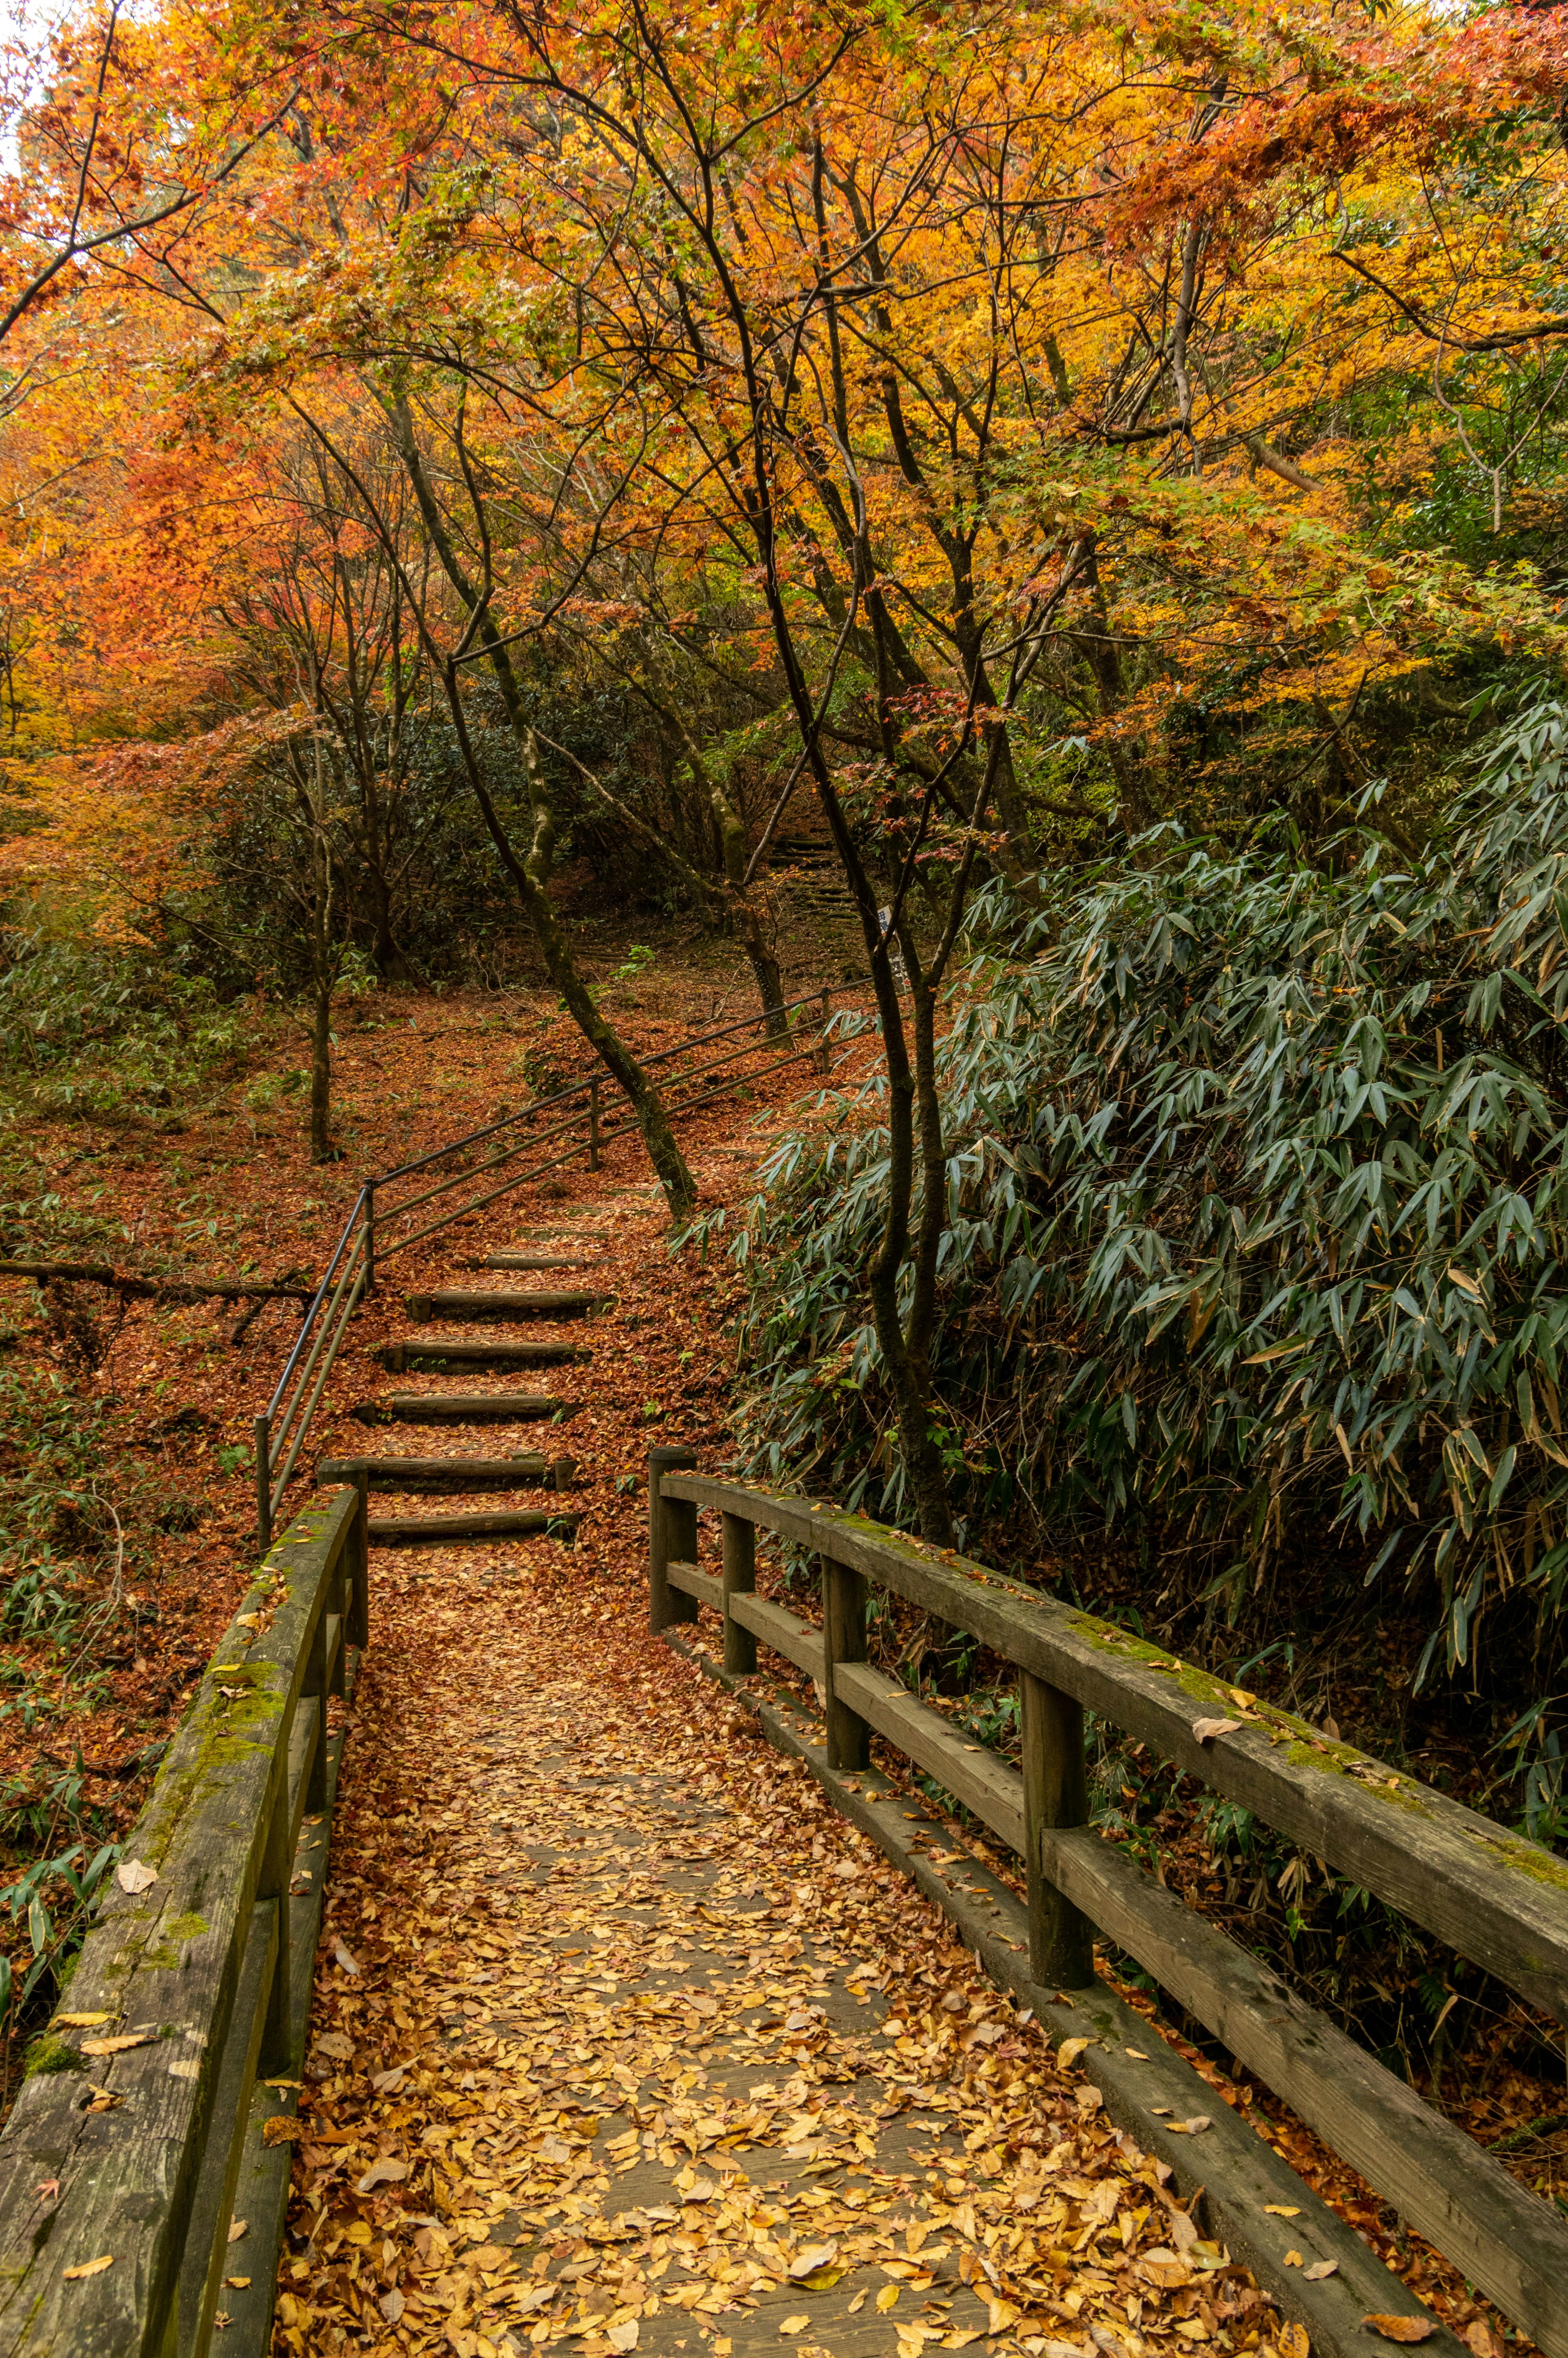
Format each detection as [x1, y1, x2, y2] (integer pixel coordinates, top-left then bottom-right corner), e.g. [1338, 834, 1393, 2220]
[270, 1183, 1238, 2358]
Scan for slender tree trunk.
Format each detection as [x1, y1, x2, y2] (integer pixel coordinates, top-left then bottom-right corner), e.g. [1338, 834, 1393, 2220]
[309, 962, 333, 1163]
[385, 397, 696, 1218]
[308, 813, 336, 1164]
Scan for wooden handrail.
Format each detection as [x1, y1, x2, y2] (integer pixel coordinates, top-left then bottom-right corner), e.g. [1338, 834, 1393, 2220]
[648, 1463, 1568, 2358]
[0, 1486, 368, 2357]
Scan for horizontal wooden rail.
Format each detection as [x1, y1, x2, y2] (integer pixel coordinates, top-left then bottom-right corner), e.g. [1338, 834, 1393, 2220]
[648, 1462, 1568, 2358]
[0, 1486, 368, 2358]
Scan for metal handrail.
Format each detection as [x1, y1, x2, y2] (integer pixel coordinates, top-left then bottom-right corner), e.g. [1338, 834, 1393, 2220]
[252, 985, 837, 1543]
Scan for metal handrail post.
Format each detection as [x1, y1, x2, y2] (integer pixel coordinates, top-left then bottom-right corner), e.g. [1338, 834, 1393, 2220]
[363, 1180, 376, 1292]
[254, 1413, 273, 1552]
[589, 1077, 601, 1172]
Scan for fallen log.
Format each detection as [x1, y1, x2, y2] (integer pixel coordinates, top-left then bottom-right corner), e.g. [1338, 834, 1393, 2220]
[0, 1259, 314, 1302]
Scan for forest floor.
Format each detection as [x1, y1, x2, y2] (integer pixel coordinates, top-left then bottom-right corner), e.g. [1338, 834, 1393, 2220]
[0, 916, 1552, 2358]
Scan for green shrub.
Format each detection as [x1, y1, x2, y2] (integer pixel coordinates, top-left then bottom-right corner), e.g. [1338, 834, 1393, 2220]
[733, 686, 1568, 1762]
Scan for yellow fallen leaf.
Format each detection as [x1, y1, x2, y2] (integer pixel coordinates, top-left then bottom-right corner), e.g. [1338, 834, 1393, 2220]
[848, 2290, 868, 2315]
[225, 2276, 251, 2290]
[1285, 2250, 1303, 2267]
[81, 2034, 154, 2056]
[1304, 2260, 1338, 2282]
[1281, 2327, 1311, 2358]
[779, 2318, 811, 2337]
[1191, 1717, 1242, 1744]
[877, 2286, 901, 2313]
[1057, 2036, 1092, 2069]
[1264, 2205, 1301, 2218]
[63, 2256, 115, 2281]
[52, 2013, 115, 2028]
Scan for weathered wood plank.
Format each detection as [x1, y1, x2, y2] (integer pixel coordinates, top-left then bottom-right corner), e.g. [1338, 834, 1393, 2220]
[0, 1486, 361, 2357]
[381, 1334, 590, 1372]
[353, 1392, 579, 1424]
[1041, 1823, 1568, 2358]
[367, 1507, 577, 1544]
[319, 1452, 554, 1488]
[726, 1590, 825, 1685]
[403, 1288, 611, 1322]
[666, 1558, 724, 1612]
[668, 1477, 1568, 2024]
[833, 1663, 1025, 1850]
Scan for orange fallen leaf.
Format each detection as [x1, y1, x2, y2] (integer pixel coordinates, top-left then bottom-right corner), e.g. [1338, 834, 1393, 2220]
[1364, 2320, 1437, 2345]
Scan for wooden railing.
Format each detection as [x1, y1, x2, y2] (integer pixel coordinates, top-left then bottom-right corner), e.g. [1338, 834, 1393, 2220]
[647, 1458, 1568, 2358]
[0, 1485, 368, 2358]
[255, 987, 836, 1544]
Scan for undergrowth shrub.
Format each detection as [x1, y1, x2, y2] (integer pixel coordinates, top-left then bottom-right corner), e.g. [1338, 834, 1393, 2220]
[734, 690, 1568, 1805]
[0, 926, 254, 1120]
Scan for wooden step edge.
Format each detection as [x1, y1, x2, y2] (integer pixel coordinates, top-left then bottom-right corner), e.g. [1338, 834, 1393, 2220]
[367, 1507, 582, 1546]
[321, 1454, 580, 1492]
[352, 1394, 580, 1425]
[402, 1290, 613, 1321]
[376, 1342, 592, 1372]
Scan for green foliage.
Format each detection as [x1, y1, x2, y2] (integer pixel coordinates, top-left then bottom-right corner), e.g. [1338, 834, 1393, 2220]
[0, 925, 254, 1120]
[735, 686, 1568, 1757]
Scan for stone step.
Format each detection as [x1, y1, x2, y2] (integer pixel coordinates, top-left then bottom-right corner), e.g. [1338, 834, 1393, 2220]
[367, 1506, 580, 1546]
[352, 1392, 580, 1425]
[403, 1288, 610, 1323]
[319, 1453, 578, 1492]
[377, 1334, 591, 1373]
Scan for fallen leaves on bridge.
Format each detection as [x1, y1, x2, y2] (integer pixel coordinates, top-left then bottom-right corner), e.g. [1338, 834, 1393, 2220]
[269, 1562, 1281, 2358]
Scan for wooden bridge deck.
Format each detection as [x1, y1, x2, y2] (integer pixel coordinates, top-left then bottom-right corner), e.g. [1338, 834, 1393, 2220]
[281, 1558, 1236, 2358]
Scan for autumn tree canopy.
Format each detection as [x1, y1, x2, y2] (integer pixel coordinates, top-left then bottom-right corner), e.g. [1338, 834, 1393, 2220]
[4, 0, 1568, 1509]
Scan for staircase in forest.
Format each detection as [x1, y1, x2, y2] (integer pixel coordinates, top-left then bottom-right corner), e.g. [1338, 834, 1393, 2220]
[323, 1222, 619, 1550]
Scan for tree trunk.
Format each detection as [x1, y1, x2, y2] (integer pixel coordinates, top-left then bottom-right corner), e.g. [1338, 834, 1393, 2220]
[385, 396, 696, 1219]
[309, 967, 333, 1163]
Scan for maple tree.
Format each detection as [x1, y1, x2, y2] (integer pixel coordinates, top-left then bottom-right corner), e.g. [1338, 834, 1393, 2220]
[3, 0, 1568, 1498]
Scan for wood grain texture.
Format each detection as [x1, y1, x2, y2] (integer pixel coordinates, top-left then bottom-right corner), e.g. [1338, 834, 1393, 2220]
[367, 1507, 578, 1544]
[822, 1559, 870, 1771]
[1022, 1672, 1094, 1986]
[1041, 1824, 1568, 2358]
[832, 1662, 1025, 1849]
[354, 1392, 579, 1424]
[402, 1288, 610, 1321]
[666, 1559, 724, 1612]
[318, 1454, 553, 1489]
[0, 1487, 362, 2357]
[670, 1477, 1568, 2023]
[382, 1333, 590, 1371]
[726, 1591, 825, 1685]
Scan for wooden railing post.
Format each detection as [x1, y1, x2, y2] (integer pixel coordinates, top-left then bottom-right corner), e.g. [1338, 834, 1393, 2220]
[256, 1777, 293, 2076]
[816, 986, 831, 1073]
[648, 1447, 698, 1632]
[1020, 1670, 1094, 1986]
[822, 1554, 870, 1770]
[722, 1511, 757, 1674]
[589, 1077, 601, 1171]
[347, 1472, 370, 1652]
